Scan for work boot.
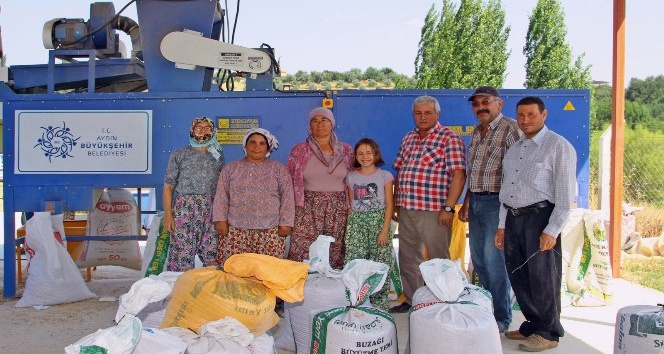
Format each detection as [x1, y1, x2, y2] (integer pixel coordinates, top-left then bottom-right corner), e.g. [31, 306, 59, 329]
[518, 334, 558, 352]
[505, 330, 528, 340]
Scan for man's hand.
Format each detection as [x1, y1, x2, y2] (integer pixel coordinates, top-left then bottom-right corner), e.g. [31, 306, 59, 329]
[494, 228, 505, 250]
[438, 209, 454, 227]
[458, 199, 469, 223]
[540, 233, 556, 251]
[277, 225, 291, 237]
[392, 206, 400, 222]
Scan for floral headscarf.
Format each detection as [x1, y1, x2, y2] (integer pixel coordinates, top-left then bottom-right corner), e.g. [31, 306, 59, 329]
[189, 116, 223, 161]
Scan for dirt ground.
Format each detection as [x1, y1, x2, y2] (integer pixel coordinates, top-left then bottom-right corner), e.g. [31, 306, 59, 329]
[0, 265, 143, 353]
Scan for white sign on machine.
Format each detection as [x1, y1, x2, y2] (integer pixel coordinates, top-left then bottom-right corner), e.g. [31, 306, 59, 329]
[15, 110, 152, 174]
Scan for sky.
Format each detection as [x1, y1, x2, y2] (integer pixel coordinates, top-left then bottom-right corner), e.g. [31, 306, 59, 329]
[1, 0, 662, 88]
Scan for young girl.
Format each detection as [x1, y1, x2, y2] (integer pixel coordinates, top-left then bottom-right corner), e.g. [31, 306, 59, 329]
[344, 138, 395, 311]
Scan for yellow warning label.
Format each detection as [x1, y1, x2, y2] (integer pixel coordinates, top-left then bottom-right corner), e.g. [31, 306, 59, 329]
[215, 117, 260, 145]
[563, 101, 575, 111]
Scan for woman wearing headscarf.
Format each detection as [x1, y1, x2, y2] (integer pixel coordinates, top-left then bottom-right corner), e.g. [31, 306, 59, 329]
[286, 107, 354, 269]
[212, 128, 295, 265]
[163, 116, 225, 271]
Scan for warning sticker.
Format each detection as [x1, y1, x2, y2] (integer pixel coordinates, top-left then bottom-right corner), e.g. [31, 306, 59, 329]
[563, 101, 576, 111]
[448, 125, 476, 137]
[215, 117, 259, 145]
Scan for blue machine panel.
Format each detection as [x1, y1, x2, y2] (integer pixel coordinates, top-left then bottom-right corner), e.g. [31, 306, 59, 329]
[2, 88, 590, 297]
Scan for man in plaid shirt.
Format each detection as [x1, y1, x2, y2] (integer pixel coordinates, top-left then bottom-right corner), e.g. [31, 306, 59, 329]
[459, 86, 521, 333]
[389, 95, 466, 313]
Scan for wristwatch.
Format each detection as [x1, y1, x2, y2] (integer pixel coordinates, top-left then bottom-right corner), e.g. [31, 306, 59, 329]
[443, 205, 455, 213]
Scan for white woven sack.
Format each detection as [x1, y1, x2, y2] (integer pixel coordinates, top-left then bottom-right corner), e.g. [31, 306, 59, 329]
[560, 208, 587, 295]
[274, 305, 296, 352]
[276, 235, 347, 353]
[419, 258, 466, 301]
[309, 260, 397, 354]
[132, 327, 188, 354]
[614, 305, 664, 354]
[278, 273, 346, 354]
[136, 272, 181, 328]
[16, 212, 96, 307]
[573, 210, 613, 306]
[409, 286, 501, 354]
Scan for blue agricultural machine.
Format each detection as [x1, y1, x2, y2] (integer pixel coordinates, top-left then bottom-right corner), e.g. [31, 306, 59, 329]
[0, 0, 590, 298]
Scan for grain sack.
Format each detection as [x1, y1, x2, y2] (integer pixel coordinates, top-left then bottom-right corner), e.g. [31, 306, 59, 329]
[135, 272, 182, 328]
[388, 246, 403, 301]
[276, 235, 347, 354]
[16, 212, 96, 307]
[65, 316, 142, 354]
[408, 259, 501, 354]
[142, 213, 170, 277]
[572, 210, 613, 306]
[161, 266, 279, 336]
[309, 259, 397, 354]
[163, 317, 274, 354]
[115, 272, 182, 328]
[614, 305, 664, 354]
[223, 253, 309, 303]
[74, 188, 142, 270]
[561, 208, 587, 295]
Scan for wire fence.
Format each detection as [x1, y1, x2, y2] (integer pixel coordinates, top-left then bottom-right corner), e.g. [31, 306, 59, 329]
[623, 136, 664, 206]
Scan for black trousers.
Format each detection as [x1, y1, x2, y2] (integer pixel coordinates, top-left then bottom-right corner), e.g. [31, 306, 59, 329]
[504, 204, 564, 341]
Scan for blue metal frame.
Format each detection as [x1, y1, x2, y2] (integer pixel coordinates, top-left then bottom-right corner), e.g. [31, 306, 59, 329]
[1, 88, 590, 298]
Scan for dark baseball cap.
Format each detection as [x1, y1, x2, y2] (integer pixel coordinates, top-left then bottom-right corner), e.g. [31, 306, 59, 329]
[468, 86, 500, 101]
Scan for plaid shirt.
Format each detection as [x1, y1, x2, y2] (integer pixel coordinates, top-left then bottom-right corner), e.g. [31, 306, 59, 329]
[467, 114, 521, 193]
[394, 122, 466, 211]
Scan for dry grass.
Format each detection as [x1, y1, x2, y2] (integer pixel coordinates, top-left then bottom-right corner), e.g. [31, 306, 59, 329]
[636, 204, 664, 237]
[621, 253, 664, 292]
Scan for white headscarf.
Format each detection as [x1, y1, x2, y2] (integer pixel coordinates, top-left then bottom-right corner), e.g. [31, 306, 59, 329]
[242, 128, 279, 158]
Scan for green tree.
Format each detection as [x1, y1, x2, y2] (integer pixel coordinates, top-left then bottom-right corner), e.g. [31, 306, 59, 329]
[523, 0, 591, 89]
[624, 101, 652, 130]
[626, 75, 664, 123]
[415, 0, 510, 89]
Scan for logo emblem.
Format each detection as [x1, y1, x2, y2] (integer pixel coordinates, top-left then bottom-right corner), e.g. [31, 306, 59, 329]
[34, 122, 81, 162]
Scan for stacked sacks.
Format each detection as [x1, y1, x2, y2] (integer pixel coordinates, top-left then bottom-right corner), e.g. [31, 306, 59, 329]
[408, 259, 501, 354]
[613, 304, 664, 354]
[109, 266, 280, 354]
[309, 259, 397, 354]
[276, 235, 348, 353]
[161, 254, 308, 336]
[115, 272, 181, 328]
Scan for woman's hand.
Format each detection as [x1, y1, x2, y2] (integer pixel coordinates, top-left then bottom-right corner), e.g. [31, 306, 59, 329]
[277, 225, 291, 237]
[215, 221, 229, 237]
[162, 214, 175, 233]
[377, 230, 389, 246]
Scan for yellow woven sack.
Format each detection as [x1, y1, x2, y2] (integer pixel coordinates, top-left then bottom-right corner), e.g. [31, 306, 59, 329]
[161, 266, 279, 336]
[224, 253, 309, 303]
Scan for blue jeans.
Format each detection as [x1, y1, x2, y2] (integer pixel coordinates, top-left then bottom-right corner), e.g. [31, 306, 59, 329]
[468, 193, 512, 330]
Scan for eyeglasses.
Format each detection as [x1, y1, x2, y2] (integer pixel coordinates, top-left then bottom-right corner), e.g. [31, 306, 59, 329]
[470, 98, 500, 107]
[310, 117, 331, 125]
[193, 126, 213, 132]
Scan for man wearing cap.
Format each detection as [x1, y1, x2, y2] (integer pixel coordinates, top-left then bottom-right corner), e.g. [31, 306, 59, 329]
[496, 96, 576, 351]
[459, 86, 521, 333]
[390, 95, 466, 313]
